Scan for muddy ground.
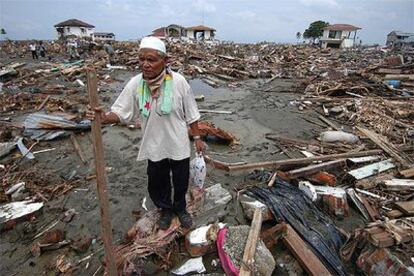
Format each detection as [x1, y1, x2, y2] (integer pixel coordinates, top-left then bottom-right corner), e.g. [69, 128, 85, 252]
[1, 60, 365, 275]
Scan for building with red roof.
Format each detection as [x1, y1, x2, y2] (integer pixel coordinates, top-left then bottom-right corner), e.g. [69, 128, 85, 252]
[320, 24, 361, 49]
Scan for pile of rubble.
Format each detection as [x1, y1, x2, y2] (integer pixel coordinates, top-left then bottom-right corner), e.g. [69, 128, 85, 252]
[1, 39, 413, 275]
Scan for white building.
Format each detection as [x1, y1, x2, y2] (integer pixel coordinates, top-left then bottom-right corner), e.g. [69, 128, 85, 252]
[185, 25, 216, 40]
[150, 24, 216, 41]
[54, 19, 95, 40]
[92, 32, 116, 41]
[320, 24, 361, 49]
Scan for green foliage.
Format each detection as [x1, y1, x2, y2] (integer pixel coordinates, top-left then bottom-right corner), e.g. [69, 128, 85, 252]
[296, 32, 301, 40]
[1, 28, 6, 35]
[303, 21, 329, 41]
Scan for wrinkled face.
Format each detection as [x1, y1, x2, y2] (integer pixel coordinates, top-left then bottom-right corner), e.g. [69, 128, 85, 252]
[138, 48, 166, 79]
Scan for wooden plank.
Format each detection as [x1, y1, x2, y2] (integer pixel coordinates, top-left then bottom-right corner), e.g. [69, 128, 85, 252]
[385, 209, 404, 219]
[287, 159, 346, 178]
[377, 68, 402, 74]
[347, 155, 382, 164]
[70, 134, 87, 164]
[282, 224, 332, 276]
[359, 195, 380, 222]
[384, 74, 414, 81]
[239, 208, 263, 276]
[394, 201, 414, 215]
[318, 115, 340, 131]
[228, 149, 383, 171]
[383, 179, 414, 191]
[203, 155, 246, 171]
[267, 172, 278, 187]
[400, 167, 414, 178]
[86, 67, 117, 276]
[36, 95, 51, 111]
[347, 159, 396, 180]
[369, 232, 394, 248]
[357, 126, 412, 168]
[198, 109, 233, 114]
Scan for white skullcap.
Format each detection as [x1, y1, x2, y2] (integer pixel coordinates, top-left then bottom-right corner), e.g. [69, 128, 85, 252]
[139, 36, 166, 54]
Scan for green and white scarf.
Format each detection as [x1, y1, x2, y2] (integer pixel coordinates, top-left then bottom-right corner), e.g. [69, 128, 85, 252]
[137, 72, 173, 117]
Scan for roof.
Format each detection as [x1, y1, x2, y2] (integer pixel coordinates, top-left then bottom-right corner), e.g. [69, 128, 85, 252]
[388, 30, 414, 37]
[324, 24, 361, 31]
[93, 32, 115, 36]
[186, 25, 216, 31]
[151, 27, 166, 37]
[54, 19, 95, 28]
[167, 24, 185, 29]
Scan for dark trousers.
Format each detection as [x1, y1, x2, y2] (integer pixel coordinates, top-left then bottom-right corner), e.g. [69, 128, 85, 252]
[147, 158, 190, 213]
[31, 50, 38, 59]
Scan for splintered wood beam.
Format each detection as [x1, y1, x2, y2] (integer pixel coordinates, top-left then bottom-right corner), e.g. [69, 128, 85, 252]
[86, 67, 117, 276]
[357, 126, 412, 168]
[239, 208, 263, 276]
[228, 149, 383, 171]
[70, 134, 87, 164]
[282, 224, 332, 276]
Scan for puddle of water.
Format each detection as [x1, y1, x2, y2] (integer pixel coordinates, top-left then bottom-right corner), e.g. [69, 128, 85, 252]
[189, 78, 216, 96]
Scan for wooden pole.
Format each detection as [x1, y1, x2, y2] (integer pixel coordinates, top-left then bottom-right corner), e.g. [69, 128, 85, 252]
[228, 149, 383, 171]
[37, 95, 51, 111]
[70, 134, 87, 164]
[86, 67, 117, 276]
[239, 208, 263, 276]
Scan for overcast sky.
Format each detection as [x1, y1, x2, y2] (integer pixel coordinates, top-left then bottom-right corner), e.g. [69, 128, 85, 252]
[1, 0, 413, 44]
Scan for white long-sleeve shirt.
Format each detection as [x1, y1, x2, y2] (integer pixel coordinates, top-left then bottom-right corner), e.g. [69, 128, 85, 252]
[111, 71, 200, 162]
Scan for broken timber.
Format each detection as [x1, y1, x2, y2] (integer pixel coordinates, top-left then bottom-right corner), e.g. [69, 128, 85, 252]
[227, 149, 383, 171]
[86, 67, 117, 276]
[400, 167, 414, 178]
[347, 159, 396, 180]
[287, 159, 346, 178]
[357, 126, 413, 168]
[282, 223, 332, 276]
[70, 134, 87, 164]
[239, 208, 263, 276]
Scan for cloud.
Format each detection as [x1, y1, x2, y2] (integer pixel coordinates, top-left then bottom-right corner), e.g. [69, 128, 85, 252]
[234, 10, 256, 19]
[192, 0, 216, 13]
[299, 0, 339, 7]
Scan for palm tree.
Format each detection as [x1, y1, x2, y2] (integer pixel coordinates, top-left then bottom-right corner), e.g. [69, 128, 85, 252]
[296, 32, 301, 44]
[0, 28, 6, 41]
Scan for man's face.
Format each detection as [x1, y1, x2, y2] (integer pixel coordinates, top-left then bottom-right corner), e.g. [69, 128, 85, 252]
[138, 48, 166, 79]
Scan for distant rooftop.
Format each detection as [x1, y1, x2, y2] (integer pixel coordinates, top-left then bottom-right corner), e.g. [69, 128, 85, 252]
[389, 30, 414, 36]
[54, 19, 95, 28]
[186, 25, 216, 31]
[93, 32, 115, 36]
[324, 24, 361, 31]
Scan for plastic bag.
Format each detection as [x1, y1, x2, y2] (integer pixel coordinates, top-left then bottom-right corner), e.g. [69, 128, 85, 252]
[190, 153, 206, 189]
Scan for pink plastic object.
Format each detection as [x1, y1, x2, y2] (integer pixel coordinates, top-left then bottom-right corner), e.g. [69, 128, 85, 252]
[216, 228, 239, 276]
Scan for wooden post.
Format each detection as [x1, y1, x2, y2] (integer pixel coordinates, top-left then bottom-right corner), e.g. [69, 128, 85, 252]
[282, 224, 332, 276]
[70, 134, 87, 164]
[37, 95, 51, 111]
[86, 67, 117, 276]
[267, 172, 278, 187]
[239, 208, 263, 276]
[228, 149, 383, 171]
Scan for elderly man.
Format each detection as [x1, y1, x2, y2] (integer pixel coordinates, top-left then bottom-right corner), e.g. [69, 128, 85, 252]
[87, 37, 204, 229]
